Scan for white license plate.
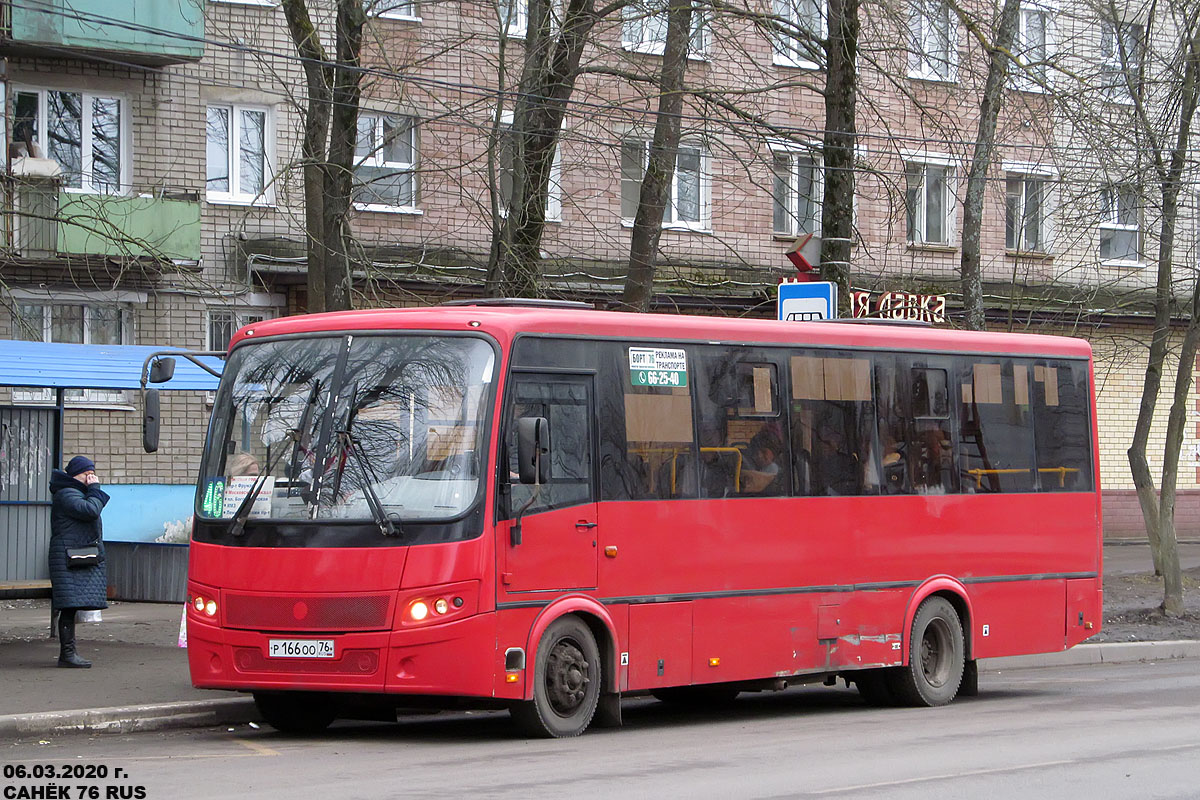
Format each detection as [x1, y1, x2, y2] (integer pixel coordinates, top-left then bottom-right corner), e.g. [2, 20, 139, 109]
[268, 639, 336, 659]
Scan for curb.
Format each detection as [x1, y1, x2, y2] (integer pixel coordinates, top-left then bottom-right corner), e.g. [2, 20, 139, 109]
[5, 641, 1199, 738]
[0, 698, 259, 739]
[980, 639, 1200, 670]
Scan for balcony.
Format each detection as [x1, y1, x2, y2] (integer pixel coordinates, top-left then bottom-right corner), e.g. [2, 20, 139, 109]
[0, 0, 204, 66]
[4, 171, 201, 265]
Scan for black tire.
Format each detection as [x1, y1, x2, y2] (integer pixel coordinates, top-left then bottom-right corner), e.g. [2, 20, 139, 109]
[511, 615, 602, 738]
[651, 685, 741, 707]
[853, 669, 899, 707]
[253, 691, 337, 735]
[887, 597, 965, 707]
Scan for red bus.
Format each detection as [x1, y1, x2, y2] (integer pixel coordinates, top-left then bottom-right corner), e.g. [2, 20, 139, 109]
[178, 301, 1101, 736]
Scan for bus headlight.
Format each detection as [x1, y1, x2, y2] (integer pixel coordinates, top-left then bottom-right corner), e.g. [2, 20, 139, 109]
[434, 598, 449, 615]
[409, 601, 429, 622]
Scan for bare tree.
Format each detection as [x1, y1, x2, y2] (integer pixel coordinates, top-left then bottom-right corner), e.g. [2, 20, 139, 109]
[621, 0, 697, 310]
[956, 0, 1022, 331]
[281, 0, 366, 313]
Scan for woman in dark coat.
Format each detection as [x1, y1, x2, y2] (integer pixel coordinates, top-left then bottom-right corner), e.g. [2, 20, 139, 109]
[48, 456, 110, 668]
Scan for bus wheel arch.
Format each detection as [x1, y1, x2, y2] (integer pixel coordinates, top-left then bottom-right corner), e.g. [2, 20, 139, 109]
[513, 612, 605, 737]
[890, 590, 969, 707]
[523, 597, 620, 699]
[903, 578, 973, 664]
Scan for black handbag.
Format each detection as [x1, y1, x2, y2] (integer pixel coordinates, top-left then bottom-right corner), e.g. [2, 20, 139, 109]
[66, 545, 100, 569]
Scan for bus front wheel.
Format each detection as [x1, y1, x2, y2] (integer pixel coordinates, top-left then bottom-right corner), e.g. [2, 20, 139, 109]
[512, 615, 601, 738]
[887, 597, 965, 707]
[253, 691, 337, 735]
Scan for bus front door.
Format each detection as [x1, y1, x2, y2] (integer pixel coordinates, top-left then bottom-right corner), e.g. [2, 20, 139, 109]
[501, 372, 599, 593]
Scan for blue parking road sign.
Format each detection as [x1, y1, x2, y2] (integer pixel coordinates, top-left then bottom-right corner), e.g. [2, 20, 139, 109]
[778, 281, 837, 321]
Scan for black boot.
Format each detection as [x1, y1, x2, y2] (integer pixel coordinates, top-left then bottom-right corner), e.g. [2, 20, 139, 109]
[57, 610, 91, 668]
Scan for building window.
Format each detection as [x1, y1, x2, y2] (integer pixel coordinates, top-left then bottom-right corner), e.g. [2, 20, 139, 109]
[621, 139, 708, 228]
[1100, 19, 1144, 102]
[368, 0, 418, 19]
[12, 303, 130, 404]
[1099, 184, 1140, 264]
[908, 0, 954, 81]
[622, 0, 707, 55]
[206, 104, 272, 204]
[772, 150, 821, 235]
[496, 113, 562, 221]
[905, 161, 953, 245]
[772, 0, 824, 68]
[1013, 5, 1049, 89]
[1006, 175, 1048, 252]
[499, 0, 528, 37]
[354, 114, 418, 211]
[11, 88, 126, 192]
[208, 309, 269, 352]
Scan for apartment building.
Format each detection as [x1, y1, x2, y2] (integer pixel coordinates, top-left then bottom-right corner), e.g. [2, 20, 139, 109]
[1, 0, 1197, 557]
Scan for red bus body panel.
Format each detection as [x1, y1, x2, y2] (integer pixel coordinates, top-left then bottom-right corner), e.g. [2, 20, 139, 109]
[188, 307, 1102, 704]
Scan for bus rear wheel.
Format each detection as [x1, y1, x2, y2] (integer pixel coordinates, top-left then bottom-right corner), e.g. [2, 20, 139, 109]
[888, 597, 965, 707]
[253, 691, 337, 735]
[511, 615, 601, 738]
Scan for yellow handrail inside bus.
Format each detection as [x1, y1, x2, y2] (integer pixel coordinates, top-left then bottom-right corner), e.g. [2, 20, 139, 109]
[966, 467, 1080, 488]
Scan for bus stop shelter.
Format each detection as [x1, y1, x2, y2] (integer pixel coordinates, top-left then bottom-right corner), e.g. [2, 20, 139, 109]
[0, 341, 220, 593]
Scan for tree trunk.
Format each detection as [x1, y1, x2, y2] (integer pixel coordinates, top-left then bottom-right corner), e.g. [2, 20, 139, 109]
[281, 0, 333, 314]
[496, 0, 598, 297]
[819, 0, 858, 308]
[320, 0, 366, 312]
[1128, 20, 1200, 578]
[621, 0, 694, 312]
[959, 0, 1021, 332]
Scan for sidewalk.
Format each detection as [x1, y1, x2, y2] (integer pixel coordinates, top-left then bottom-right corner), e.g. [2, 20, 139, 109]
[2, 541, 1198, 739]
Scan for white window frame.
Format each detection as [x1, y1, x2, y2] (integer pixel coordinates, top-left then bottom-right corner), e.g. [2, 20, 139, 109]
[907, 0, 957, 82]
[1011, 3, 1052, 92]
[621, 137, 711, 231]
[772, 0, 825, 69]
[1099, 183, 1141, 266]
[903, 153, 955, 246]
[769, 141, 823, 236]
[369, 0, 420, 21]
[621, 0, 708, 57]
[11, 302, 134, 405]
[209, 0, 278, 5]
[206, 103, 275, 206]
[11, 85, 130, 194]
[353, 113, 420, 214]
[499, 0, 528, 38]
[1099, 19, 1144, 104]
[496, 110, 563, 222]
[1003, 160, 1056, 255]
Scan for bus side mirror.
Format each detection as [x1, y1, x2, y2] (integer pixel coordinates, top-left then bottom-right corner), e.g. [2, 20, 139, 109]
[148, 357, 177, 384]
[517, 416, 550, 485]
[143, 388, 161, 453]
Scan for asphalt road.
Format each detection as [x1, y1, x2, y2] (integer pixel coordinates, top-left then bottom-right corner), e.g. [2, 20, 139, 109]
[4, 660, 1198, 800]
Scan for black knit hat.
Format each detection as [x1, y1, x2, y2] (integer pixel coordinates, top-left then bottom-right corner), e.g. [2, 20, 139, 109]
[65, 456, 95, 477]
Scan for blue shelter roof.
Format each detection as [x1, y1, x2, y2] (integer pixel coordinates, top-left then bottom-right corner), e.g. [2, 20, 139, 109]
[0, 340, 222, 390]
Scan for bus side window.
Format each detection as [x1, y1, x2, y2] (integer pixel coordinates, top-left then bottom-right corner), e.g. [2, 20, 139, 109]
[694, 348, 786, 498]
[1032, 361, 1093, 492]
[791, 353, 873, 496]
[504, 380, 592, 515]
[958, 358, 1036, 493]
[910, 365, 955, 494]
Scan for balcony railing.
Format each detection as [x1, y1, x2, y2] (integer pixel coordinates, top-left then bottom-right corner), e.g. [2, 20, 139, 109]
[0, 0, 204, 66]
[3, 172, 201, 263]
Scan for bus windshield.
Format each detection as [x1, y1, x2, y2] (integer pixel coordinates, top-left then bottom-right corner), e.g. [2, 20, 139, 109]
[197, 334, 495, 525]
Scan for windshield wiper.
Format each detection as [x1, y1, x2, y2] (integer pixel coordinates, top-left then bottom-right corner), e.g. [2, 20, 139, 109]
[334, 430, 401, 537]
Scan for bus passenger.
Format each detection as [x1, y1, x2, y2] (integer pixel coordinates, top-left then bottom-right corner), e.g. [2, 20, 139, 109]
[741, 431, 785, 495]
